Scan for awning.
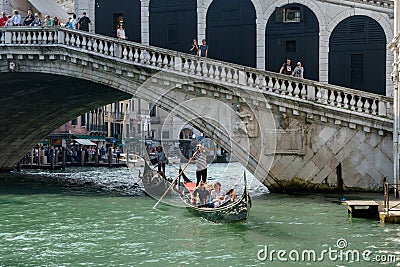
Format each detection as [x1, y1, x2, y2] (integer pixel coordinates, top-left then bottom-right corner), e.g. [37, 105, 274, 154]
[28, 0, 70, 22]
[73, 139, 96, 146]
[74, 135, 107, 142]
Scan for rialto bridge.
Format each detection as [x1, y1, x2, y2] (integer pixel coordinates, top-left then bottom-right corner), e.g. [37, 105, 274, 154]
[0, 27, 394, 192]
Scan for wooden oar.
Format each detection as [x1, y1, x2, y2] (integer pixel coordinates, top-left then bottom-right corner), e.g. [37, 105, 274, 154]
[153, 150, 199, 209]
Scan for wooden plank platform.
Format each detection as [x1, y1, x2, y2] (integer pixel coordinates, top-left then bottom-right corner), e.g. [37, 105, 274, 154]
[345, 200, 380, 219]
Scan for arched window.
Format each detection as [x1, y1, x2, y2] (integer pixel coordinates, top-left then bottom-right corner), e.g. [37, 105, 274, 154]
[266, 4, 319, 80]
[329, 16, 386, 94]
[149, 0, 197, 53]
[206, 0, 256, 67]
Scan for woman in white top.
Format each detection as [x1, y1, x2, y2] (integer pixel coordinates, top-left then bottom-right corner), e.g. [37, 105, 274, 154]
[117, 24, 127, 40]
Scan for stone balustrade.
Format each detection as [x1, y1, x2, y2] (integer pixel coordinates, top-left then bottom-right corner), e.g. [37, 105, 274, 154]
[0, 27, 394, 123]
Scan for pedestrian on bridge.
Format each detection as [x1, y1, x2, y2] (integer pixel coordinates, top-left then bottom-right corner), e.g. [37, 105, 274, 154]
[199, 39, 208, 58]
[293, 61, 304, 78]
[190, 39, 199, 55]
[78, 12, 91, 32]
[279, 58, 293, 76]
[117, 23, 127, 40]
[23, 9, 34, 26]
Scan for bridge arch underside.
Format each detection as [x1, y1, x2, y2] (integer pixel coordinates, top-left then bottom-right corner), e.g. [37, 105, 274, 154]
[0, 72, 131, 171]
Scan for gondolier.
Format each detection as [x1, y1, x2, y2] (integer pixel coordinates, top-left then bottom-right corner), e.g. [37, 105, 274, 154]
[191, 144, 210, 186]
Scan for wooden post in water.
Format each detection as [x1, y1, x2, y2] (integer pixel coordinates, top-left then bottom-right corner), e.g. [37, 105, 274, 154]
[50, 148, 54, 170]
[31, 148, 34, 167]
[62, 147, 66, 170]
[95, 146, 99, 166]
[81, 149, 85, 166]
[108, 147, 112, 167]
[337, 163, 343, 194]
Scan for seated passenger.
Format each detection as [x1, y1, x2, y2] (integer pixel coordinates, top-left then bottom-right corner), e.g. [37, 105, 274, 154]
[151, 171, 163, 184]
[210, 182, 225, 207]
[192, 182, 210, 206]
[220, 188, 237, 206]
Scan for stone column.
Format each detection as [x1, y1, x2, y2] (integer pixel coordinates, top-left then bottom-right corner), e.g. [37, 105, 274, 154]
[256, 18, 266, 70]
[141, 0, 149, 45]
[197, 1, 207, 43]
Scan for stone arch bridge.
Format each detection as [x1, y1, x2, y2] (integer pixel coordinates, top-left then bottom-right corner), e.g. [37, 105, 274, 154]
[0, 27, 394, 192]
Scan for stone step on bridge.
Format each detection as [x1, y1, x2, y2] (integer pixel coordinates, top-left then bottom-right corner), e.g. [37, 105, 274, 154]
[0, 27, 394, 192]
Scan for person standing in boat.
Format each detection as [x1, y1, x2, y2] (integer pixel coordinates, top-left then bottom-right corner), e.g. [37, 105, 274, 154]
[192, 143, 210, 186]
[156, 146, 167, 176]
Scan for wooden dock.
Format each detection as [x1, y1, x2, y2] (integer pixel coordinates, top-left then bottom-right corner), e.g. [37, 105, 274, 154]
[345, 200, 380, 219]
[345, 200, 400, 223]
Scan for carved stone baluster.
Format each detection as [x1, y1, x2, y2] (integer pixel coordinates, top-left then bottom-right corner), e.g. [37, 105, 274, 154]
[247, 74, 254, 86]
[336, 92, 343, 108]
[139, 49, 145, 63]
[87, 38, 93, 50]
[214, 66, 221, 80]
[37, 32, 42, 44]
[65, 33, 70, 45]
[254, 74, 260, 88]
[208, 64, 215, 78]
[21, 32, 27, 43]
[316, 87, 322, 102]
[202, 62, 208, 77]
[227, 69, 233, 83]
[163, 55, 169, 67]
[76, 36, 81, 48]
[26, 32, 32, 44]
[322, 89, 328, 104]
[221, 67, 227, 81]
[134, 48, 139, 62]
[356, 97, 363, 112]
[124, 47, 130, 60]
[343, 93, 349, 109]
[70, 34, 75, 47]
[273, 79, 280, 93]
[261, 77, 267, 90]
[281, 80, 288, 95]
[329, 90, 336, 106]
[267, 78, 273, 92]
[349, 95, 356, 110]
[98, 40, 104, 54]
[81, 36, 87, 49]
[32, 32, 38, 44]
[12, 32, 17, 43]
[233, 70, 239, 84]
[364, 99, 371, 114]
[196, 61, 202, 75]
[189, 60, 195, 74]
[93, 40, 98, 52]
[293, 82, 300, 98]
[371, 99, 378, 115]
[300, 84, 307, 99]
[48, 31, 54, 43]
[157, 54, 163, 66]
[183, 59, 189, 73]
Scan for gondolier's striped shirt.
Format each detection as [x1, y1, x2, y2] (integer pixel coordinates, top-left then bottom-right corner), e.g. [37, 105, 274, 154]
[195, 150, 207, 171]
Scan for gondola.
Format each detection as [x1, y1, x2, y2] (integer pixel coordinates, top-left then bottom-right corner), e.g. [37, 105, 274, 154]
[179, 170, 252, 223]
[140, 161, 171, 199]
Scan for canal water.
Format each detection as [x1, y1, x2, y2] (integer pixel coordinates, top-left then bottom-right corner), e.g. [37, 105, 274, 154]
[0, 163, 399, 266]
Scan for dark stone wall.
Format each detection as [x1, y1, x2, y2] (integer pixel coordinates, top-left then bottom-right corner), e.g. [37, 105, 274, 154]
[0, 73, 131, 171]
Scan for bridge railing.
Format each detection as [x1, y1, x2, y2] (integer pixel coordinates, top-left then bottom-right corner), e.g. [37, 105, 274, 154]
[0, 27, 394, 120]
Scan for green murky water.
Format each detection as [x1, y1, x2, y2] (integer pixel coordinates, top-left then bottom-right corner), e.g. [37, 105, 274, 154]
[0, 163, 399, 266]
